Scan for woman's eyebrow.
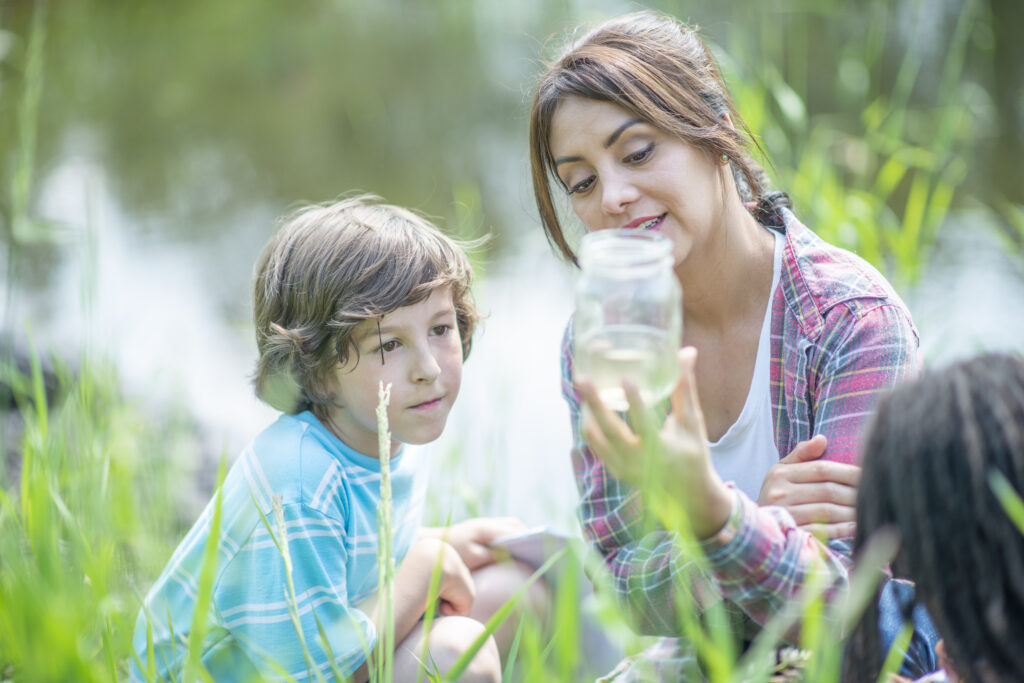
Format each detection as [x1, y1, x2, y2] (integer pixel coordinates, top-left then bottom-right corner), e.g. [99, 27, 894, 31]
[553, 118, 645, 166]
[604, 118, 644, 148]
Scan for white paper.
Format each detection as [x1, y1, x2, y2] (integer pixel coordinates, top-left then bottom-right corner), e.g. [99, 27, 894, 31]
[490, 526, 573, 571]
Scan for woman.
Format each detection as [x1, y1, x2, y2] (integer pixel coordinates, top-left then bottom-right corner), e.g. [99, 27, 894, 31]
[528, 10, 922, 678]
[846, 353, 1024, 683]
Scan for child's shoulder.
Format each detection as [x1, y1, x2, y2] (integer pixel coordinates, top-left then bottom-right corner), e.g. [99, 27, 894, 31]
[245, 412, 350, 509]
[239, 412, 424, 521]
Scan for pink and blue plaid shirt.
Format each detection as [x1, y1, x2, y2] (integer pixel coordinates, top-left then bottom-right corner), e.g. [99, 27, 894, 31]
[561, 208, 920, 640]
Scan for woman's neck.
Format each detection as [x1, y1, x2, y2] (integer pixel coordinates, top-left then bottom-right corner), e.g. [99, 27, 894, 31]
[679, 205, 776, 336]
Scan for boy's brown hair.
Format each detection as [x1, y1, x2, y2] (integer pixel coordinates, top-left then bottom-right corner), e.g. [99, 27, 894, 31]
[252, 195, 479, 417]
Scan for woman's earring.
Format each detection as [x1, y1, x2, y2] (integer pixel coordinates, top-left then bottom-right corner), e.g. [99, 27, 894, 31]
[720, 153, 729, 164]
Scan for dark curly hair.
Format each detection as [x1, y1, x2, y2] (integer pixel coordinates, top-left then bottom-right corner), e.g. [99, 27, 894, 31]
[845, 353, 1024, 682]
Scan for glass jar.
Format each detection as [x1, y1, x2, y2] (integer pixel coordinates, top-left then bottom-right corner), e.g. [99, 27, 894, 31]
[574, 229, 682, 412]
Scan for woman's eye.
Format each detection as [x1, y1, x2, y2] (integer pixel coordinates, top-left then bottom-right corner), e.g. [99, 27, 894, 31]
[568, 176, 595, 195]
[380, 340, 400, 353]
[625, 143, 654, 164]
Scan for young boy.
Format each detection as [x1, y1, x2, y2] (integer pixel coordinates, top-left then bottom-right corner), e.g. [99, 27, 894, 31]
[132, 196, 538, 682]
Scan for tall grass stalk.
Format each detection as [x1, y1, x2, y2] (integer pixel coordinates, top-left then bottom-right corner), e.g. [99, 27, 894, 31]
[10, 0, 45, 245]
[249, 494, 329, 683]
[0, 349, 190, 680]
[183, 457, 226, 683]
[375, 381, 396, 683]
[415, 532, 449, 683]
[989, 469, 1024, 535]
[441, 549, 566, 682]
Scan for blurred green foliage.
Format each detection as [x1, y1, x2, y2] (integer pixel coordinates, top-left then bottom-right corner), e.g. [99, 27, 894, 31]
[0, 0, 1022, 678]
[706, 0, 983, 286]
[0, 351, 199, 680]
[0, 0, 1020, 283]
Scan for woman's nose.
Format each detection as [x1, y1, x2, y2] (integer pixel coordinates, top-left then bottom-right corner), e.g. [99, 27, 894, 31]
[600, 173, 639, 217]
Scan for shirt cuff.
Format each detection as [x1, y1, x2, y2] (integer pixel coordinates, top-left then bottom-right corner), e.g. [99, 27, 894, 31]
[697, 483, 745, 554]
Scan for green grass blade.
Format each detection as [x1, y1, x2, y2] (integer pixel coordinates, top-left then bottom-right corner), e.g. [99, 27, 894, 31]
[311, 609, 349, 682]
[375, 381, 396, 683]
[183, 456, 227, 683]
[253, 494, 329, 683]
[442, 548, 567, 681]
[876, 621, 913, 683]
[500, 613, 526, 682]
[11, 0, 46, 244]
[100, 614, 117, 681]
[989, 470, 1024, 534]
[416, 536, 448, 683]
[166, 603, 181, 683]
[146, 604, 157, 681]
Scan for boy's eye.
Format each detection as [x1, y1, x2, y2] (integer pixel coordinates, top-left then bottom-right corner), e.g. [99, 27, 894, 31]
[624, 143, 653, 164]
[431, 324, 452, 336]
[568, 176, 595, 195]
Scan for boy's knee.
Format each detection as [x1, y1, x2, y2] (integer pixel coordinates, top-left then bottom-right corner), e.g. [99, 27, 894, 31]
[427, 616, 501, 683]
[471, 560, 552, 625]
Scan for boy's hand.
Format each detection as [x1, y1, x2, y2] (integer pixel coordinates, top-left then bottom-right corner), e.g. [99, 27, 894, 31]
[361, 536, 478, 674]
[421, 518, 526, 570]
[757, 435, 860, 539]
[406, 537, 475, 616]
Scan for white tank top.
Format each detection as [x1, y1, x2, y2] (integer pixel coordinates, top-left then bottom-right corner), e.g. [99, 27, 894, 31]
[707, 229, 783, 501]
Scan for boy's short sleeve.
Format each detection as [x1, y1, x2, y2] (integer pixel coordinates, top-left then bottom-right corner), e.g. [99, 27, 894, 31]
[214, 501, 375, 679]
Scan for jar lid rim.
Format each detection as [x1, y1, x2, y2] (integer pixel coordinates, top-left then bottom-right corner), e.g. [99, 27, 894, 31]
[579, 229, 672, 266]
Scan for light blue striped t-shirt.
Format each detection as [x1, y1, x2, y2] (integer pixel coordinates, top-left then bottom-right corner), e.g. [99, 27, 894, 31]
[131, 411, 426, 682]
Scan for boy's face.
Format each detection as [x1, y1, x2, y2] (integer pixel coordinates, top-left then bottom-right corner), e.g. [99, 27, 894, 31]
[324, 286, 463, 457]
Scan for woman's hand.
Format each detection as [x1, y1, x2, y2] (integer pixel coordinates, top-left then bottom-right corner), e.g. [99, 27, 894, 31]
[420, 517, 527, 571]
[756, 434, 860, 539]
[578, 347, 734, 539]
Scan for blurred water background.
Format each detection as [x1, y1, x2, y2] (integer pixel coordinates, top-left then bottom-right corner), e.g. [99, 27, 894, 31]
[3, 0, 1023, 531]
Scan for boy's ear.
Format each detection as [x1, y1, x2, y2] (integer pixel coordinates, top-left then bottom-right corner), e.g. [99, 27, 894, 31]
[309, 370, 339, 404]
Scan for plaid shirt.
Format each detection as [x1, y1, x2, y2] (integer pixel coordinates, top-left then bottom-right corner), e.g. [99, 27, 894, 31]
[561, 208, 919, 639]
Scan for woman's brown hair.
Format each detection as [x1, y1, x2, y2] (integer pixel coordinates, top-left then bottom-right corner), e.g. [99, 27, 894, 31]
[529, 11, 784, 265]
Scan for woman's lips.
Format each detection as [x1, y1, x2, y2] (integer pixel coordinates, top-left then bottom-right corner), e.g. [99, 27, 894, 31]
[623, 214, 666, 231]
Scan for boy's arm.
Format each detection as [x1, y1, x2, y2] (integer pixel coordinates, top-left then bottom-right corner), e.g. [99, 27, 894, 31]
[348, 537, 475, 683]
[218, 502, 379, 680]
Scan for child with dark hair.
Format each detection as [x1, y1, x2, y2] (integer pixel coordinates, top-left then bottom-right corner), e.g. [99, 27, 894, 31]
[132, 195, 544, 683]
[846, 353, 1024, 683]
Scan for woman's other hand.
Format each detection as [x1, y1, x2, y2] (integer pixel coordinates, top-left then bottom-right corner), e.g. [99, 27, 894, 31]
[757, 434, 860, 539]
[578, 347, 734, 539]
